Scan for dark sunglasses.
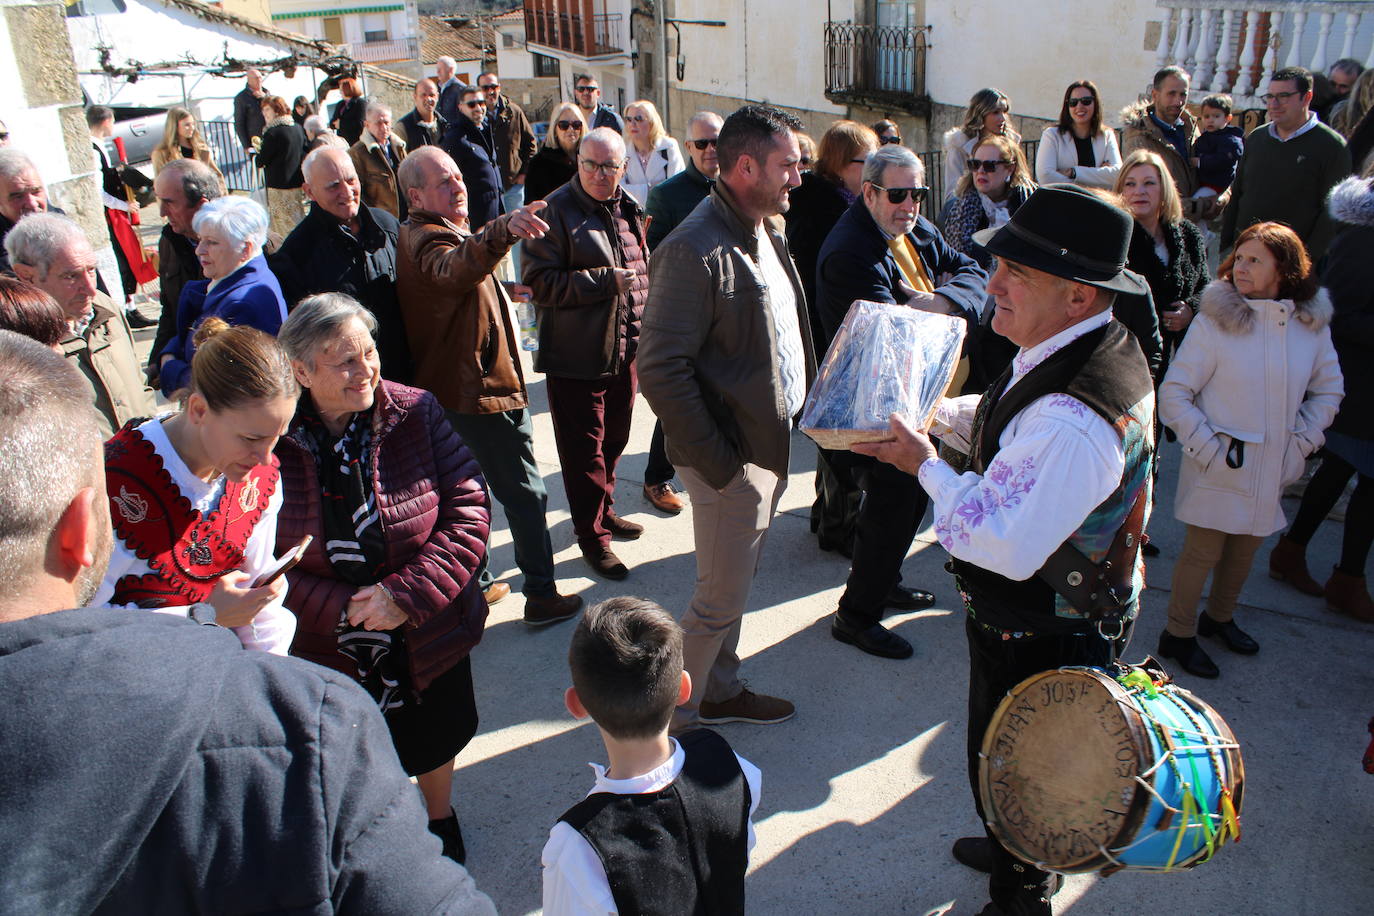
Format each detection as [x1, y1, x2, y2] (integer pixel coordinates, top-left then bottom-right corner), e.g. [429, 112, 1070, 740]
[879, 135, 902, 145]
[555, 120, 584, 131]
[481, 83, 500, 91]
[800, 157, 812, 166]
[463, 100, 485, 108]
[967, 158, 1010, 172]
[689, 138, 718, 150]
[0, 132, 9, 142]
[870, 184, 928, 204]
[575, 85, 599, 93]
[1068, 96, 1095, 107]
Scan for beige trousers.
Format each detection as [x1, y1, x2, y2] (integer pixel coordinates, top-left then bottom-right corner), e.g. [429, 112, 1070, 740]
[671, 462, 786, 731]
[1165, 524, 1264, 637]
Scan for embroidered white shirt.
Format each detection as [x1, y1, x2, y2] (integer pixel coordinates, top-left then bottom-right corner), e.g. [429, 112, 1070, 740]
[919, 311, 1129, 580]
[541, 738, 762, 916]
[92, 416, 296, 655]
[754, 226, 806, 417]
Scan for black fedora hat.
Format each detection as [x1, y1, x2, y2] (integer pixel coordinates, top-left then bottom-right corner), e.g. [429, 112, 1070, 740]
[972, 183, 1149, 296]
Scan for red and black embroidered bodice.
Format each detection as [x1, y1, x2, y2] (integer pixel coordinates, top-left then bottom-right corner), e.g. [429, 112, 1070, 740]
[103, 421, 280, 608]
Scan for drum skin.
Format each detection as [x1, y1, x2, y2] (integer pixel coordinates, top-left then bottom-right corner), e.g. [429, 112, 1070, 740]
[979, 666, 1244, 874]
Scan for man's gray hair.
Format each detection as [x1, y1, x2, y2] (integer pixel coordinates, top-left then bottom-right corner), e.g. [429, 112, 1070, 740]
[437, 55, 456, 70]
[158, 157, 223, 207]
[277, 292, 378, 369]
[862, 144, 924, 186]
[687, 110, 723, 135]
[365, 100, 392, 122]
[3, 212, 87, 280]
[397, 145, 451, 197]
[582, 126, 625, 159]
[0, 330, 105, 596]
[190, 196, 268, 256]
[0, 148, 37, 183]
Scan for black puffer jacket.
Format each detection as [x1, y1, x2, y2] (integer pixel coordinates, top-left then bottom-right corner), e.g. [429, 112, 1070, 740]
[1125, 217, 1209, 376]
[1323, 175, 1374, 441]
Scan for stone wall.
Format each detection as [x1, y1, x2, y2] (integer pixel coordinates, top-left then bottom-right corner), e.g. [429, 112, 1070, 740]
[500, 77, 561, 123]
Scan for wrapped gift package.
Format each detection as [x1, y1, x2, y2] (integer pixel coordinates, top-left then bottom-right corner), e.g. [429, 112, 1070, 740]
[800, 300, 966, 450]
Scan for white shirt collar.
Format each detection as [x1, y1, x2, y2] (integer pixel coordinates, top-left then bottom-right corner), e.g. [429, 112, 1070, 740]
[586, 738, 684, 795]
[1011, 309, 1113, 382]
[1269, 111, 1318, 142]
[138, 415, 223, 507]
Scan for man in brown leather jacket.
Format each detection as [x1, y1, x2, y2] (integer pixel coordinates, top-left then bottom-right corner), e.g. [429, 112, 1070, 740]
[637, 105, 814, 732]
[522, 128, 650, 582]
[395, 146, 582, 626]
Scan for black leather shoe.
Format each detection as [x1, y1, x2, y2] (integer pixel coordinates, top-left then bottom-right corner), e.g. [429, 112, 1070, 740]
[831, 615, 913, 659]
[1142, 541, 1161, 557]
[1197, 614, 1259, 655]
[886, 584, 936, 610]
[1157, 631, 1220, 678]
[952, 836, 994, 873]
[126, 309, 158, 329]
[428, 810, 466, 864]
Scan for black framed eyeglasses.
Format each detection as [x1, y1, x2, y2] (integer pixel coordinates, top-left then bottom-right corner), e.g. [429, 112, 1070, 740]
[555, 120, 583, 132]
[967, 158, 1010, 172]
[689, 138, 718, 150]
[575, 85, 600, 93]
[870, 184, 928, 204]
[1068, 96, 1095, 107]
[463, 100, 485, 109]
[879, 135, 902, 145]
[1259, 90, 1301, 104]
[579, 158, 624, 175]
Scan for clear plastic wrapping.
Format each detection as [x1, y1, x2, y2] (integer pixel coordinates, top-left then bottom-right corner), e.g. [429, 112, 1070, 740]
[800, 300, 966, 449]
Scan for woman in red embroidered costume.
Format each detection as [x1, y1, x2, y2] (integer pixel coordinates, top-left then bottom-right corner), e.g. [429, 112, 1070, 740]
[92, 318, 300, 654]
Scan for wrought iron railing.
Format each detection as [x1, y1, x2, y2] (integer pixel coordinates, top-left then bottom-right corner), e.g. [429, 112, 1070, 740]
[824, 22, 930, 100]
[200, 119, 262, 194]
[524, 7, 623, 57]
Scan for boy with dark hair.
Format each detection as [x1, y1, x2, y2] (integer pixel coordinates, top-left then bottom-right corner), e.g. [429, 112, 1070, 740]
[542, 597, 762, 915]
[1191, 94, 1245, 196]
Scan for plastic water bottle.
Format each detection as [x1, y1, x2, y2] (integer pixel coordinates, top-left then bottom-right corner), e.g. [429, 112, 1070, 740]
[518, 302, 538, 351]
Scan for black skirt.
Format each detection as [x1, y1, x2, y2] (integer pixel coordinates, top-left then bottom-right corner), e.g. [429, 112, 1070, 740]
[385, 655, 479, 776]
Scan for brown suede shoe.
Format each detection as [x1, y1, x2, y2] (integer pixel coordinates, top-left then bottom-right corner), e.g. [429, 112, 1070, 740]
[1268, 535, 1324, 596]
[523, 592, 583, 627]
[643, 481, 685, 514]
[603, 512, 644, 540]
[483, 582, 511, 605]
[699, 687, 794, 725]
[581, 545, 629, 579]
[1325, 567, 1374, 622]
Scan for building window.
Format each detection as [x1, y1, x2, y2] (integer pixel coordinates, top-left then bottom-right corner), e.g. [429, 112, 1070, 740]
[503, 33, 515, 49]
[361, 13, 388, 43]
[364, 29, 388, 42]
[533, 52, 558, 78]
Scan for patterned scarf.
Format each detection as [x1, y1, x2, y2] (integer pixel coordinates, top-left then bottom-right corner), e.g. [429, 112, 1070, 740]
[298, 400, 407, 711]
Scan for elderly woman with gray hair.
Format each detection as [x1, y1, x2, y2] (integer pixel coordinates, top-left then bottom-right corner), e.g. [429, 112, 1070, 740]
[158, 195, 286, 397]
[273, 292, 491, 864]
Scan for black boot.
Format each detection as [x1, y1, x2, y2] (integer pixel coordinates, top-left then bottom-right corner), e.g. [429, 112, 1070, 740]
[428, 809, 466, 864]
[1157, 630, 1220, 678]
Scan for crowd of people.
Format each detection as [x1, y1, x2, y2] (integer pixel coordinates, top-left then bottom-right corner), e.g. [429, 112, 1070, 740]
[0, 54, 1371, 916]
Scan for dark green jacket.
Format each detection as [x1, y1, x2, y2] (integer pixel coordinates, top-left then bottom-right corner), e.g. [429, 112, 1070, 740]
[644, 159, 713, 251]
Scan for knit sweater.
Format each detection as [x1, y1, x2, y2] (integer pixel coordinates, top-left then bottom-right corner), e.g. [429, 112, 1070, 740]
[1220, 119, 1351, 258]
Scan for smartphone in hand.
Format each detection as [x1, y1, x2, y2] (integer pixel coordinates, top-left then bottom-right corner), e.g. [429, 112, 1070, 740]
[253, 535, 312, 589]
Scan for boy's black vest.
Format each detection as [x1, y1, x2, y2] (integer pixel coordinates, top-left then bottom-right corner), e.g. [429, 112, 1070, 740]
[558, 728, 750, 916]
[950, 319, 1154, 633]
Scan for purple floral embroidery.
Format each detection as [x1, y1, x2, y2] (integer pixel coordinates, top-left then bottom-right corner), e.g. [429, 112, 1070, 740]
[935, 456, 1038, 548]
[1044, 393, 1089, 417]
[1014, 343, 1061, 377]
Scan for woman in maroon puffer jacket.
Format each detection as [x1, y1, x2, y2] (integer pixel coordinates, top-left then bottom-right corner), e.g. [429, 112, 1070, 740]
[274, 293, 490, 865]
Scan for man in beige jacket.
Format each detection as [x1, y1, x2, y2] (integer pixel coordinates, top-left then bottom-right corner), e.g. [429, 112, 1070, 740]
[5, 212, 154, 437]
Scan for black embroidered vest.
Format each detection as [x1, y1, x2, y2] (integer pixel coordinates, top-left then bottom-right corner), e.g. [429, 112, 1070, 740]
[558, 729, 750, 916]
[951, 321, 1155, 633]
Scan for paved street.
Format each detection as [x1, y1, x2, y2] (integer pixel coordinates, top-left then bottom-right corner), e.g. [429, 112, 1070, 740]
[131, 306, 1373, 916]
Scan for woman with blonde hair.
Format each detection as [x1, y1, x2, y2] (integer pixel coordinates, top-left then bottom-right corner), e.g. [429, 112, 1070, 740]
[941, 88, 1017, 200]
[524, 101, 586, 202]
[1158, 222, 1342, 677]
[620, 99, 684, 205]
[1116, 148, 1208, 380]
[941, 132, 1035, 267]
[151, 107, 219, 175]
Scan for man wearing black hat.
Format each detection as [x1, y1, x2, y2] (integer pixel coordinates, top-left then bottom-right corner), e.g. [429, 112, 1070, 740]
[855, 184, 1156, 916]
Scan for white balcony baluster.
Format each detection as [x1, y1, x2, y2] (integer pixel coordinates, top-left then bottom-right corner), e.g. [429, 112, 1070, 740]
[1157, 9, 1175, 70]
[1194, 8, 1218, 87]
[1285, 10, 1307, 68]
[1339, 13, 1361, 62]
[1211, 8, 1237, 93]
[1260, 11, 1283, 91]
[1234, 10, 1262, 97]
[1310, 12, 1335, 73]
[1172, 7, 1194, 68]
